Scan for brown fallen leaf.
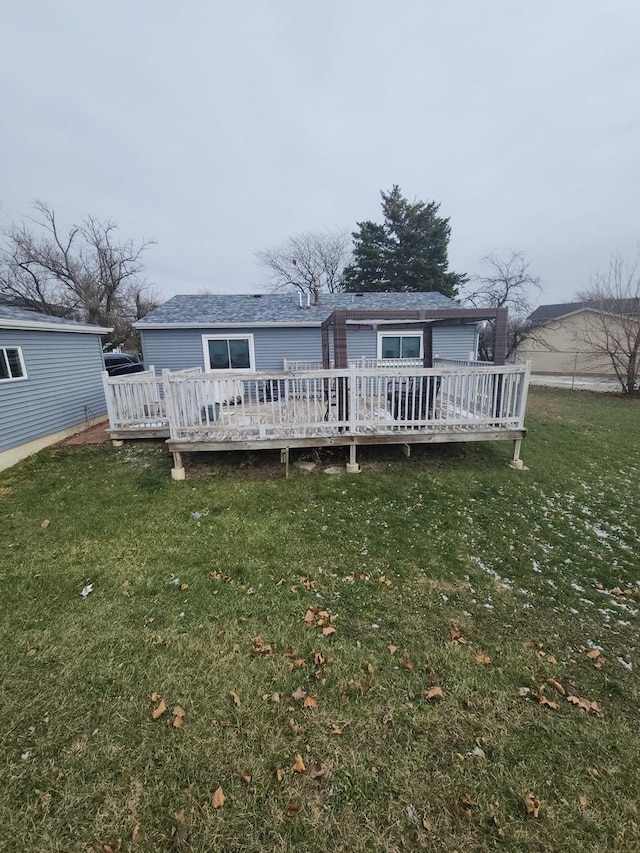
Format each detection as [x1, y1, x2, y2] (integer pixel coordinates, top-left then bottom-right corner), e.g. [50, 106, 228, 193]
[171, 809, 188, 848]
[312, 651, 326, 665]
[180, 583, 189, 591]
[399, 655, 413, 671]
[289, 658, 306, 670]
[287, 718, 302, 735]
[291, 686, 306, 701]
[171, 706, 186, 728]
[40, 519, 50, 529]
[424, 686, 443, 702]
[329, 724, 344, 735]
[422, 816, 432, 831]
[286, 803, 300, 817]
[579, 795, 588, 806]
[309, 762, 327, 779]
[211, 787, 226, 808]
[546, 678, 566, 696]
[426, 666, 438, 684]
[532, 691, 558, 710]
[567, 695, 603, 717]
[271, 692, 281, 703]
[304, 608, 317, 625]
[251, 636, 274, 656]
[292, 753, 306, 773]
[524, 791, 540, 818]
[303, 696, 317, 709]
[275, 766, 285, 782]
[322, 625, 336, 637]
[450, 624, 466, 644]
[475, 653, 491, 665]
[131, 824, 145, 844]
[230, 691, 241, 707]
[152, 699, 167, 720]
[586, 649, 601, 660]
[611, 587, 624, 596]
[388, 644, 398, 655]
[26, 648, 37, 657]
[455, 793, 476, 820]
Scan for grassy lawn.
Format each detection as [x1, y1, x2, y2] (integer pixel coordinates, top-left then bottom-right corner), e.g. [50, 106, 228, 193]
[1, 387, 639, 852]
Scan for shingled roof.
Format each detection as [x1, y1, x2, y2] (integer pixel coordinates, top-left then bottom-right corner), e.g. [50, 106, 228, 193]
[135, 292, 463, 328]
[528, 298, 640, 324]
[0, 304, 111, 334]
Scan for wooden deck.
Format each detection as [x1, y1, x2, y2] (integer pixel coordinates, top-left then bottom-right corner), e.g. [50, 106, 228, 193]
[103, 362, 531, 477]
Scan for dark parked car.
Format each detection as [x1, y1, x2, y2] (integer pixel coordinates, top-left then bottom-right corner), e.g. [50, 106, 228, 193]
[103, 352, 146, 377]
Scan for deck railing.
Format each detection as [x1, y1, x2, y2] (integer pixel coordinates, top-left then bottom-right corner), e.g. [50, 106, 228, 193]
[163, 363, 531, 443]
[102, 366, 204, 431]
[284, 357, 425, 370]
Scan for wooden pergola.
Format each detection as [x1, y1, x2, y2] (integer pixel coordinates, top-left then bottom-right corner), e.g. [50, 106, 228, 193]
[320, 306, 508, 368]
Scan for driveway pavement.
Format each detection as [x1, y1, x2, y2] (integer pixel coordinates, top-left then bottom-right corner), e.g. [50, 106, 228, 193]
[529, 374, 619, 392]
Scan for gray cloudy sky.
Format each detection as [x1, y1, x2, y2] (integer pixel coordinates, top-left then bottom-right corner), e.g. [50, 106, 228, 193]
[1, 1, 639, 303]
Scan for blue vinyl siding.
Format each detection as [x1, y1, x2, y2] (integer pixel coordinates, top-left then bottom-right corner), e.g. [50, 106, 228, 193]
[140, 323, 478, 372]
[141, 327, 323, 372]
[0, 329, 106, 453]
[347, 325, 478, 361]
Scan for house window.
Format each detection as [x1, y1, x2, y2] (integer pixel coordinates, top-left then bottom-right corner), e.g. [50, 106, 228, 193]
[377, 333, 423, 360]
[202, 335, 255, 372]
[0, 347, 27, 381]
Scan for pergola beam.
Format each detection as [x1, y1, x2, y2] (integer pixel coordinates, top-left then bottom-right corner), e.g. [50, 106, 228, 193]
[320, 306, 508, 367]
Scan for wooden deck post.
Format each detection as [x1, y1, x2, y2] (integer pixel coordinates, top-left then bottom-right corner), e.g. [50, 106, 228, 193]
[346, 442, 360, 474]
[508, 439, 527, 471]
[171, 451, 186, 481]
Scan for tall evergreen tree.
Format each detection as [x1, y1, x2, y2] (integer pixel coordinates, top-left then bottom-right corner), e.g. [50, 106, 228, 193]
[343, 185, 466, 298]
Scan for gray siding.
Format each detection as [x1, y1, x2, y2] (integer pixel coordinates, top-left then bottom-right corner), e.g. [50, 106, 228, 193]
[0, 329, 106, 452]
[140, 323, 478, 372]
[433, 325, 477, 360]
[347, 325, 478, 360]
[141, 327, 323, 372]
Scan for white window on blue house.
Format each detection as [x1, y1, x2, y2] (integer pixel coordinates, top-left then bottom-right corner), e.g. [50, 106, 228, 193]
[0, 346, 27, 381]
[202, 335, 255, 372]
[377, 333, 423, 360]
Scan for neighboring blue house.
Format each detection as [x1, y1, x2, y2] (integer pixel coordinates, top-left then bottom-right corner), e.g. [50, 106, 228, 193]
[0, 305, 110, 470]
[135, 292, 480, 373]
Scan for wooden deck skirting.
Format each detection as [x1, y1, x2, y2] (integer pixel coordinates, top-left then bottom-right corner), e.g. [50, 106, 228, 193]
[103, 361, 531, 476]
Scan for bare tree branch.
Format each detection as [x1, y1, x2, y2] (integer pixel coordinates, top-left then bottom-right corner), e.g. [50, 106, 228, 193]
[463, 250, 544, 361]
[255, 229, 352, 300]
[575, 255, 640, 395]
[0, 201, 160, 349]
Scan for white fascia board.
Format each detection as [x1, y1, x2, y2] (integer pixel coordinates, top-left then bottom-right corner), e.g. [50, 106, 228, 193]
[0, 318, 112, 334]
[134, 321, 323, 330]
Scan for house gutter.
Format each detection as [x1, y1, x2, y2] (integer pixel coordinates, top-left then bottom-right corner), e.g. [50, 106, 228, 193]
[0, 319, 112, 335]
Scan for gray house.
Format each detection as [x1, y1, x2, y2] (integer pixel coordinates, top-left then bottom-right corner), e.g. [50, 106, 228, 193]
[0, 305, 110, 471]
[135, 292, 481, 372]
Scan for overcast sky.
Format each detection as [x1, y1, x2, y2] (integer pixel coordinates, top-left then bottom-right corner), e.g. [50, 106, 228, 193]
[1, 1, 639, 304]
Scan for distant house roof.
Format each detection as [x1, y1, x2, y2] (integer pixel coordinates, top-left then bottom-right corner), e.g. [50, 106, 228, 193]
[529, 298, 640, 324]
[135, 292, 464, 329]
[0, 304, 111, 335]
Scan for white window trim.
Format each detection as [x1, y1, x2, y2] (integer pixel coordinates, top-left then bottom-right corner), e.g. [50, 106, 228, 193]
[202, 334, 256, 373]
[376, 331, 424, 360]
[0, 346, 28, 383]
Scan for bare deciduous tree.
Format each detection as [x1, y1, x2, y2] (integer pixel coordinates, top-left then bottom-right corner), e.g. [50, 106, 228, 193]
[0, 200, 159, 349]
[575, 255, 640, 395]
[463, 250, 543, 361]
[256, 229, 351, 300]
